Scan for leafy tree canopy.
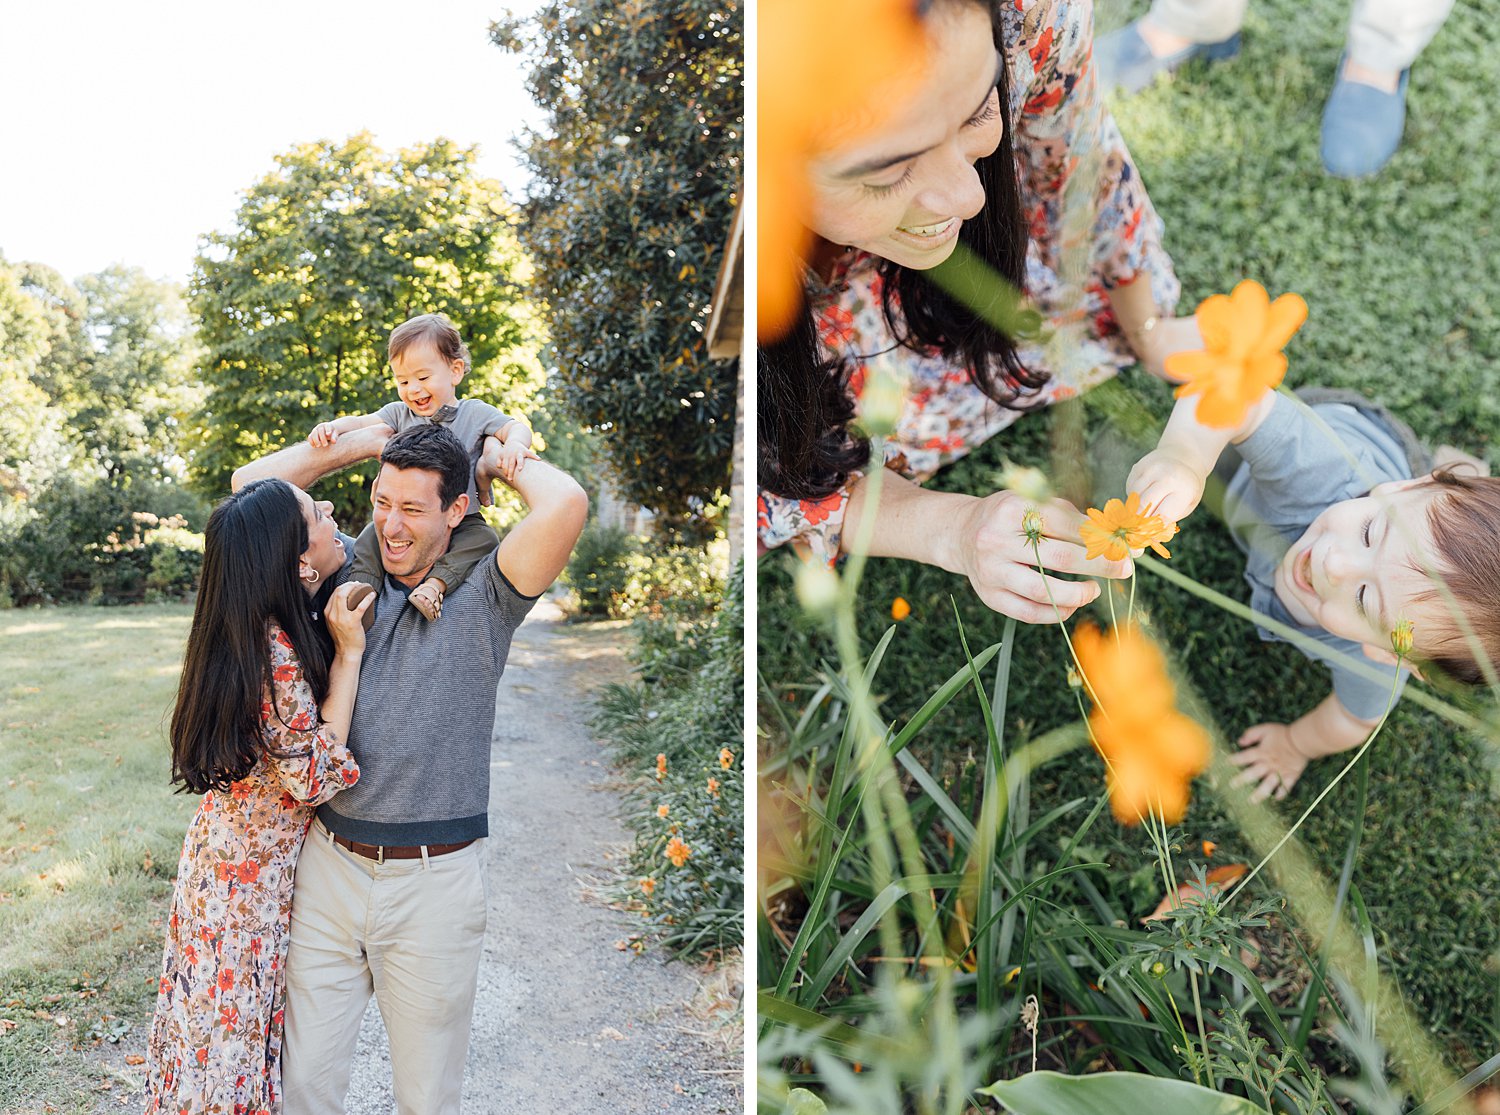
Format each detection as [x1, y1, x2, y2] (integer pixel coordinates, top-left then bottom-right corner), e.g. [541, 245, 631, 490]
[492, 0, 742, 522]
[190, 133, 545, 524]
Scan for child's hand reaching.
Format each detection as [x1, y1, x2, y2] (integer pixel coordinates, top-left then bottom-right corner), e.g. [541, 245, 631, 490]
[494, 438, 539, 484]
[1126, 448, 1207, 529]
[409, 578, 446, 621]
[1228, 722, 1311, 803]
[308, 422, 339, 448]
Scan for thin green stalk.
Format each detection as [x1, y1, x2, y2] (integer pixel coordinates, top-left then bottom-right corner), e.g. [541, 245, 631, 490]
[1224, 664, 1403, 909]
[1190, 969, 1214, 1090]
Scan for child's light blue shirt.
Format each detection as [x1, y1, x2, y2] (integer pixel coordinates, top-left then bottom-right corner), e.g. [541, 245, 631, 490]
[1223, 392, 1417, 721]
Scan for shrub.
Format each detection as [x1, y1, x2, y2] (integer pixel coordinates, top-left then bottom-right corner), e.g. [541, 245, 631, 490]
[595, 561, 744, 955]
[564, 522, 634, 617]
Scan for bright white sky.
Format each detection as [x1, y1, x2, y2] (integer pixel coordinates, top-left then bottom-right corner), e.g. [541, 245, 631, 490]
[0, 0, 547, 285]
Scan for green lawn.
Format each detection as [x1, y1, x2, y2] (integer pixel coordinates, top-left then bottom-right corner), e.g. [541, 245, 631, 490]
[759, 0, 1500, 1068]
[0, 604, 197, 1112]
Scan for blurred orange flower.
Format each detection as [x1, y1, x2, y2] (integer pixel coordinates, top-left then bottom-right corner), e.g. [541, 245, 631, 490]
[1074, 623, 1210, 826]
[1166, 280, 1308, 428]
[640, 877, 656, 897]
[759, 0, 930, 339]
[665, 836, 692, 867]
[1202, 840, 1217, 858]
[655, 753, 667, 781]
[1081, 493, 1176, 561]
[891, 596, 912, 621]
[707, 777, 721, 798]
[719, 748, 734, 770]
[657, 804, 670, 819]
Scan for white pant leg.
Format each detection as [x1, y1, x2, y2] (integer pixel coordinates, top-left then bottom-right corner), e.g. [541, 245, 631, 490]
[1346, 0, 1454, 72]
[282, 826, 376, 1115]
[1148, 0, 1249, 42]
[366, 840, 489, 1115]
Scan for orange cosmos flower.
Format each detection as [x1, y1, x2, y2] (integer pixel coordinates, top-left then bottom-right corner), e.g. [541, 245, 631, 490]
[759, 0, 929, 339]
[640, 877, 656, 897]
[665, 836, 692, 867]
[655, 753, 667, 780]
[1074, 623, 1210, 826]
[1166, 280, 1308, 429]
[657, 804, 670, 819]
[891, 596, 911, 621]
[719, 748, 734, 770]
[707, 777, 721, 798]
[1080, 493, 1177, 561]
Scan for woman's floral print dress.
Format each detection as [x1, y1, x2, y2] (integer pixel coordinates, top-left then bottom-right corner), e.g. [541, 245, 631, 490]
[145, 624, 360, 1115]
[758, 0, 1182, 566]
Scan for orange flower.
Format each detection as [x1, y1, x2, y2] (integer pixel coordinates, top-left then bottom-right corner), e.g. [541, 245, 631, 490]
[640, 877, 656, 897]
[665, 836, 692, 867]
[719, 748, 734, 770]
[1202, 840, 1217, 858]
[759, 0, 929, 339]
[1080, 493, 1176, 561]
[657, 804, 670, 819]
[1166, 280, 1308, 428]
[707, 777, 721, 798]
[655, 753, 667, 781]
[1074, 623, 1210, 826]
[891, 596, 911, 621]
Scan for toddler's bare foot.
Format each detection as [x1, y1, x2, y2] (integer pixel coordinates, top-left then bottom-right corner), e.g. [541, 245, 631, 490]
[410, 581, 445, 621]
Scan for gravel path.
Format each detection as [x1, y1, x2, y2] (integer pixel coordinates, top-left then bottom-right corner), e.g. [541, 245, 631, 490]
[341, 600, 742, 1114]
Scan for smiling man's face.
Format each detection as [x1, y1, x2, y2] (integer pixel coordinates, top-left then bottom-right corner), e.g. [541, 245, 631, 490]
[370, 463, 468, 587]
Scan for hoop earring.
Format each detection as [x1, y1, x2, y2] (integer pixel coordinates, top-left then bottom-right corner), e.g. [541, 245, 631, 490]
[303, 566, 321, 586]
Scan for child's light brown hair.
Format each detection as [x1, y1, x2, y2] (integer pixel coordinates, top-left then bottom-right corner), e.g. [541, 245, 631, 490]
[388, 313, 471, 375]
[1415, 467, 1500, 685]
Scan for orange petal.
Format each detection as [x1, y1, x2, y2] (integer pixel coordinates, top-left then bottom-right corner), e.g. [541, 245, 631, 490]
[1225, 281, 1270, 360]
[1167, 349, 1233, 389]
[1253, 292, 1309, 356]
[1245, 350, 1289, 393]
[1194, 294, 1236, 352]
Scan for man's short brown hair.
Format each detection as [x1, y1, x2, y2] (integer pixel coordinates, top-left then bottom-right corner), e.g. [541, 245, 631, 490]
[1415, 467, 1500, 684]
[388, 313, 471, 375]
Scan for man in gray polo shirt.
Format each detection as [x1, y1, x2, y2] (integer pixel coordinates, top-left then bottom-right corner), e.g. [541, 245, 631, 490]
[232, 423, 587, 1114]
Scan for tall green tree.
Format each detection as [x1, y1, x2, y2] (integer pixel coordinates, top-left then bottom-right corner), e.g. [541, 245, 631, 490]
[190, 133, 545, 522]
[0, 256, 74, 505]
[492, 0, 742, 523]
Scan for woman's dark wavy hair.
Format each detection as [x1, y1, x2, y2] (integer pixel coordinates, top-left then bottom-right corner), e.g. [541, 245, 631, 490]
[759, 0, 1044, 501]
[170, 479, 331, 794]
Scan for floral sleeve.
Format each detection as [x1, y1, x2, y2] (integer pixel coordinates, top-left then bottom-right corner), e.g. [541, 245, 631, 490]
[757, 485, 853, 569]
[1006, 0, 1180, 302]
[261, 626, 360, 806]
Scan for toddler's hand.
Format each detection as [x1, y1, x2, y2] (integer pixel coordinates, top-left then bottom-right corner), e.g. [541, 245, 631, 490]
[308, 422, 339, 448]
[1127, 449, 1206, 529]
[1228, 722, 1310, 803]
[409, 579, 445, 621]
[494, 440, 539, 484]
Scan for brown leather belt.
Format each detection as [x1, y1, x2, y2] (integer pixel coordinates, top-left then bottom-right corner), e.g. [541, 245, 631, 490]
[331, 833, 475, 863]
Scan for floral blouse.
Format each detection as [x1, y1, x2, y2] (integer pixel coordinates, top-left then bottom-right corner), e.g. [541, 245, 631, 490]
[758, 0, 1181, 567]
[145, 624, 360, 1115]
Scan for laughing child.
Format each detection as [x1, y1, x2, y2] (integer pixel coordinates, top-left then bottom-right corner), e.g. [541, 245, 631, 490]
[1129, 387, 1500, 801]
[306, 313, 535, 620]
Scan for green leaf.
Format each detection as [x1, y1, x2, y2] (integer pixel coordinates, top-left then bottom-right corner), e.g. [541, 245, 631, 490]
[784, 1089, 828, 1115]
[980, 1070, 1264, 1114]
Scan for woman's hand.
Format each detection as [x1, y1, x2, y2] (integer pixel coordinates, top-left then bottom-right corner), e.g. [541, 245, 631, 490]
[956, 491, 1133, 624]
[325, 582, 374, 657]
[1133, 314, 1203, 383]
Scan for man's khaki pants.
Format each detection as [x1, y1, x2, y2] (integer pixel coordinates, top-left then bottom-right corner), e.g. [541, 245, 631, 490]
[1148, 0, 1454, 73]
[281, 822, 488, 1115]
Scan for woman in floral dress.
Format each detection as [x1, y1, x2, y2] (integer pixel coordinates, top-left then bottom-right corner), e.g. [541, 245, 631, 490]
[145, 478, 372, 1114]
[759, 0, 1201, 622]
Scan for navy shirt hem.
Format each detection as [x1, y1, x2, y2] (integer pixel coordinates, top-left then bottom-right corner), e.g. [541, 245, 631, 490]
[317, 807, 489, 845]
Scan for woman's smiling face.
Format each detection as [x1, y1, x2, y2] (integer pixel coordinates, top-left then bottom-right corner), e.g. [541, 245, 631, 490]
[806, 2, 1004, 271]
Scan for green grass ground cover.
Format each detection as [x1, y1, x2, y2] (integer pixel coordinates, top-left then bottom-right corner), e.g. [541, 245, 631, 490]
[759, 0, 1500, 1068]
[0, 604, 196, 1111]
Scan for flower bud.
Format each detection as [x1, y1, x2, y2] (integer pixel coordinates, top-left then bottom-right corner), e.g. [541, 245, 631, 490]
[795, 561, 840, 615]
[1391, 617, 1414, 658]
[857, 364, 907, 437]
[1001, 461, 1052, 503]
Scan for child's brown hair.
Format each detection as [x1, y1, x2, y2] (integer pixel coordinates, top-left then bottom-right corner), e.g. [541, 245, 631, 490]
[1414, 467, 1500, 684]
[388, 313, 471, 375]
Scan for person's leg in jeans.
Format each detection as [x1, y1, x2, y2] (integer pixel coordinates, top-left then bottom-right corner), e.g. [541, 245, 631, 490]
[1321, 0, 1454, 175]
[281, 827, 376, 1115]
[1097, 0, 1248, 94]
[368, 842, 489, 1115]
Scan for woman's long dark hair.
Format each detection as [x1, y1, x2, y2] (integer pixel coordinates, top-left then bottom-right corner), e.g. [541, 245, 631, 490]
[170, 479, 332, 794]
[759, 0, 1045, 501]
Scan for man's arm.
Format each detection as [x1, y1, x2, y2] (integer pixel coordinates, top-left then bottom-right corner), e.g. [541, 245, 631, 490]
[231, 425, 392, 492]
[493, 459, 589, 598]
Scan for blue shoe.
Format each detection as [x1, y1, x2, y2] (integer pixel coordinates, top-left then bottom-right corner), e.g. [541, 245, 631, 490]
[1320, 63, 1410, 178]
[1095, 19, 1241, 96]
